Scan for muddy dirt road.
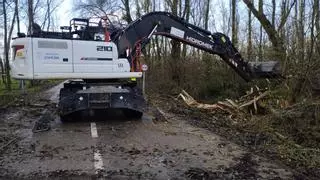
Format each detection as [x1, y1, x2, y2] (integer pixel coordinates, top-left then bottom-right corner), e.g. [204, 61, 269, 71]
[0, 84, 294, 179]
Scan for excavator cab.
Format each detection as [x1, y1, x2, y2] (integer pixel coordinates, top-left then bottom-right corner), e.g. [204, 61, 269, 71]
[68, 15, 124, 41]
[69, 18, 104, 40]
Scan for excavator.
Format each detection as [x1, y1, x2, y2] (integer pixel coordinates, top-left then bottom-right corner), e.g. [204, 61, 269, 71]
[10, 12, 280, 121]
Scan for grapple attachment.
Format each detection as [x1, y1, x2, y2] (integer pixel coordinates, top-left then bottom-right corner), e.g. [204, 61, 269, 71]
[248, 61, 282, 79]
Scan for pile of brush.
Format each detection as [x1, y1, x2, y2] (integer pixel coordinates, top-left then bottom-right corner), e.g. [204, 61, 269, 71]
[177, 86, 270, 115]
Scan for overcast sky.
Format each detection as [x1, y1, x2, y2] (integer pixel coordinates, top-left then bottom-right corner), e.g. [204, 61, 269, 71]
[57, 0, 73, 26]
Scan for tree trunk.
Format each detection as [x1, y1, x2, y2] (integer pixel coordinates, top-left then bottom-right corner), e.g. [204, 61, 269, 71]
[247, 0, 253, 61]
[272, 0, 276, 27]
[182, 0, 190, 58]
[292, 0, 298, 59]
[315, 0, 320, 56]
[279, 0, 287, 50]
[204, 0, 210, 30]
[3, 0, 11, 90]
[179, 0, 182, 16]
[258, 0, 263, 61]
[15, 0, 20, 33]
[142, 0, 151, 13]
[170, 0, 180, 60]
[231, 0, 238, 46]
[203, 0, 212, 81]
[315, 0, 319, 35]
[0, 58, 5, 84]
[28, 0, 34, 35]
[298, 0, 305, 62]
[243, 0, 286, 63]
[307, 0, 316, 61]
[122, 0, 133, 23]
[135, 0, 141, 17]
[167, 0, 181, 84]
[152, 0, 156, 11]
[7, 11, 17, 53]
[46, 0, 51, 31]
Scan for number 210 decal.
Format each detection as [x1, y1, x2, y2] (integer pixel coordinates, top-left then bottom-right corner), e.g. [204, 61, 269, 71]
[96, 46, 113, 51]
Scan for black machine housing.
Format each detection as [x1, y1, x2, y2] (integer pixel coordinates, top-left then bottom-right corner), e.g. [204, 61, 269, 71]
[58, 80, 145, 121]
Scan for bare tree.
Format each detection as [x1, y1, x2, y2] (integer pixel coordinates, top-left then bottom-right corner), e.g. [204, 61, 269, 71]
[121, 0, 133, 23]
[247, 0, 253, 61]
[278, 0, 295, 31]
[27, 0, 34, 35]
[231, 0, 238, 46]
[258, 0, 263, 61]
[15, 0, 20, 33]
[7, 7, 17, 53]
[41, 0, 62, 31]
[135, 0, 141, 17]
[297, 0, 305, 61]
[219, 0, 231, 35]
[316, 0, 319, 36]
[167, 0, 180, 60]
[142, 0, 152, 13]
[243, 0, 286, 62]
[271, 0, 276, 27]
[182, 0, 190, 58]
[0, 57, 5, 84]
[204, 0, 210, 30]
[315, 0, 320, 56]
[76, 0, 121, 17]
[308, 0, 316, 61]
[2, 0, 11, 90]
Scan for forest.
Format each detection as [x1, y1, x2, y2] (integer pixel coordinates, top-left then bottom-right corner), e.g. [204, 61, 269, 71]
[2, 0, 319, 99]
[0, 0, 319, 95]
[0, 0, 320, 179]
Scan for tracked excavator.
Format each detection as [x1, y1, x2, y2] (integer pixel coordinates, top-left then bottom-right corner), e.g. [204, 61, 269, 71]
[10, 12, 280, 121]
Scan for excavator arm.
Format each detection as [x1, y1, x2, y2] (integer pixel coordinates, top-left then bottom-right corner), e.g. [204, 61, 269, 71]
[112, 12, 280, 81]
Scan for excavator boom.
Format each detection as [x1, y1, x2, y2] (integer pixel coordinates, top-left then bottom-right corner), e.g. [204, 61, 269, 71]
[113, 12, 280, 81]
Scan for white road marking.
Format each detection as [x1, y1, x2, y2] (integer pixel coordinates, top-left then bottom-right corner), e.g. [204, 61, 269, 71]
[90, 122, 105, 174]
[94, 149, 104, 173]
[91, 122, 98, 138]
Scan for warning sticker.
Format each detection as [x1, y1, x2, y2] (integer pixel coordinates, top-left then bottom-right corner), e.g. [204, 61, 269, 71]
[170, 27, 185, 38]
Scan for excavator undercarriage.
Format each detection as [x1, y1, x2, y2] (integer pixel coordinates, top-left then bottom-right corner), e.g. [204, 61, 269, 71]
[58, 80, 145, 121]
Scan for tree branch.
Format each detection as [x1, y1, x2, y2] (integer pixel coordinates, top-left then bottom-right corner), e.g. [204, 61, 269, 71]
[278, 0, 296, 31]
[242, 0, 283, 51]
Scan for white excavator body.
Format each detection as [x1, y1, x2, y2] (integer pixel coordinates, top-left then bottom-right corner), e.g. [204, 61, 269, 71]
[10, 37, 142, 80]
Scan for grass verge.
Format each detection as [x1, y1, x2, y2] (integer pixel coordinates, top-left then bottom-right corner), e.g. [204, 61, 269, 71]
[0, 79, 60, 107]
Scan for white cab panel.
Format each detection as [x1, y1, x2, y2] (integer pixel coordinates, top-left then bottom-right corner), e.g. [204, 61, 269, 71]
[33, 38, 73, 74]
[72, 40, 114, 73]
